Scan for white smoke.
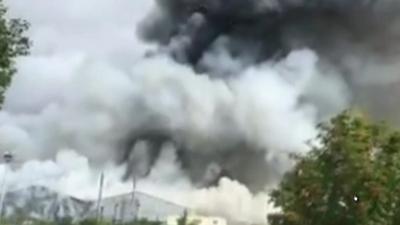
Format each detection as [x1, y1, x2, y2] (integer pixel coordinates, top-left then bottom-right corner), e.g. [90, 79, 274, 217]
[0, 0, 352, 223]
[0, 150, 127, 199]
[185, 178, 274, 224]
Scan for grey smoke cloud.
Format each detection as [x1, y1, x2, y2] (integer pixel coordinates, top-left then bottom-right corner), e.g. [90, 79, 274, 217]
[0, 0, 349, 192]
[139, 0, 400, 120]
[3, 0, 400, 221]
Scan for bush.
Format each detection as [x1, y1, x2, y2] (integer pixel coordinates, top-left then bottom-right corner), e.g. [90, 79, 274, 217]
[269, 111, 400, 225]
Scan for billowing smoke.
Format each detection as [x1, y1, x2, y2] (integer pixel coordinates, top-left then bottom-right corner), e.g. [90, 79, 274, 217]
[2, 0, 400, 223]
[140, 0, 400, 71]
[127, 0, 400, 190]
[139, 0, 400, 119]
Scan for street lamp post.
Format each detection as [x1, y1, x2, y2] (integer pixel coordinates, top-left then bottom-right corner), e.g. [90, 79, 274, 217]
[0, 151, 13, 222]
[95, 172, 105, 222]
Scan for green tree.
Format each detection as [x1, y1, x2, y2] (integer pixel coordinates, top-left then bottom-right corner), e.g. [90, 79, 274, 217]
[268, 110, 400, 225]
[0, 0, 30, 105]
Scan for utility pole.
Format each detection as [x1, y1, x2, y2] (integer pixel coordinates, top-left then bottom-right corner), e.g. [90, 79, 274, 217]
[120, 199, 126, 223]
[100, 206, 104, 222]
[112, 203, 119, 225]
[95, 172, 105, 222]
[135, 200, 140, 221]
[131, 176, 139, 222]
[0, 152, 13, 223]
[131, 176, 136, 202]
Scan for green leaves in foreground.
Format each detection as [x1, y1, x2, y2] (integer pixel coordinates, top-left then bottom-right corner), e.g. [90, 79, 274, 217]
[0, 0, 30, 105]
[269, 111, 400, 225]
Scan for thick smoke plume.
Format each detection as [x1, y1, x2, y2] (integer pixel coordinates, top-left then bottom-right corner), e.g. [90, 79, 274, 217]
[131, 0, 400, 190]
[140, 0, 400, 72]
[2, 0, 400, 222]
[140, 0, 400, 118]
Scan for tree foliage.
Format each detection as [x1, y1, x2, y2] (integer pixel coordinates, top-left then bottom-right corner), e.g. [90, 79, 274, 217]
[268, 110, 400, 225]
[0, 0, 30, 105]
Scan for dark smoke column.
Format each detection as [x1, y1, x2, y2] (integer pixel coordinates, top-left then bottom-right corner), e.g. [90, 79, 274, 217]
[139, 0, 387, 69]
[178, 12, 223, 65]
[139, 0, 284, 66]
[130, 0, 400, 193]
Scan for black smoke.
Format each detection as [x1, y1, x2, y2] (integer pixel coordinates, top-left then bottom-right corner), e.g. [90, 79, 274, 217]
[119, 0, 400, 192]
[119, 132, 287, 192]
[139, 0, 398, 70]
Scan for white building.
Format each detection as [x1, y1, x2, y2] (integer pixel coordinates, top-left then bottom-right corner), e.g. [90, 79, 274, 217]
[93, 191, 187, 222]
